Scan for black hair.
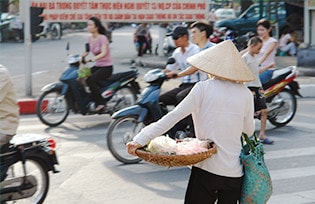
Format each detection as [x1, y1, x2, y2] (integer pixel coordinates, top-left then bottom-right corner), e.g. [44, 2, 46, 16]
[257, 19, 273, 37]
[248, 36, 262, 46]
[190, 21, 213, 38]
[89, 16, 107, 36]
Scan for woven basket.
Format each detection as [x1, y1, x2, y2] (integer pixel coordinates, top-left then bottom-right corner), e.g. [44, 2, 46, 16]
[136, 143, 217, 167]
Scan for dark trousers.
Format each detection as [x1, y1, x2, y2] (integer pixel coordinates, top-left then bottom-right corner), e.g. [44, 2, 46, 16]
[137, 35, 147, 56]
[185, 167, 243, 204]
[159, 83, 195, 106]
[86, 66, 113, 106]
[159, 83, 195, 138]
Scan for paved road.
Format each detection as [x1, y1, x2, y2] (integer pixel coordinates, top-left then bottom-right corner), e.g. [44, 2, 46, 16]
[3, 25, 315, 203]
[16, 97, 315, 204]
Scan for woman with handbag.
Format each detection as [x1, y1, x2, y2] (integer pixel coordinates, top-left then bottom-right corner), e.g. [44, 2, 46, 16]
[127, 40, 256, 203]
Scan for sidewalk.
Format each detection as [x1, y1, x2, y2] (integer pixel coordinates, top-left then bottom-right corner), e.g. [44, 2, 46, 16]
[15, 55, 315, 115]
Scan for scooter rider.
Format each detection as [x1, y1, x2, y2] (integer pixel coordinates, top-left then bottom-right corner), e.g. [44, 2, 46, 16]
[170, 20, 215, 96]
[0, 64, 19, 152]
[82, 16, 114, 112]
[163, 22, 214, 138]
[159, 25, 205, 138]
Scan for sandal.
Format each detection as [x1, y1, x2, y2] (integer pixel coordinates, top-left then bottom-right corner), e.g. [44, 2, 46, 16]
[260, 138, 274, 145]
[95, 105, 105, 112]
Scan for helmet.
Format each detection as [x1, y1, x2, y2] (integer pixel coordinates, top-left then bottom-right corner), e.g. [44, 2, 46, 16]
[67, 54, 81, 65]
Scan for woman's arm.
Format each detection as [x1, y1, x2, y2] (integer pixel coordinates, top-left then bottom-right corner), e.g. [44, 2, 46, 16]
[177, 66, 198, 78]
[239, 47, 249, 56]
[131, 83, 201, 146]
[258, 41, 277, 65]
[93, 44, 107, 61]
[259, 63, 275, 73]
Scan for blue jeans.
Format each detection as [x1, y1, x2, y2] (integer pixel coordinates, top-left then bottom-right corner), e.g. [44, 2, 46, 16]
[280, 42, 297, 56]
[259, 70, 274, 84]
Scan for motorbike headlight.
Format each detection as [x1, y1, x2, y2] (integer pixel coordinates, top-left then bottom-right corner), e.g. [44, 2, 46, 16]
[143, 69, 164, 83]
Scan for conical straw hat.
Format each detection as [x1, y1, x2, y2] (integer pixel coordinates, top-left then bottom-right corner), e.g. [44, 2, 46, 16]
[187, 40, 255, 82]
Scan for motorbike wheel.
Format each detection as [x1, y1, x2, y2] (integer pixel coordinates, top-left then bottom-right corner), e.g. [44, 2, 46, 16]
[36, 90, 69, 127]
[107, 115, 143, 164]
[267, 88, 297, 127]
[106, 87, 137, 114]
[1, 157, 49, 204]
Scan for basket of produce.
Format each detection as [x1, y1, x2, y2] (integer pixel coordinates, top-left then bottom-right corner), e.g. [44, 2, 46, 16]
[135, 136, 217, 167]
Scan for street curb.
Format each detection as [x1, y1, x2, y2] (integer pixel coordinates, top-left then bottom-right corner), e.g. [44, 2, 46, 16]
[18, 99, 37, 115]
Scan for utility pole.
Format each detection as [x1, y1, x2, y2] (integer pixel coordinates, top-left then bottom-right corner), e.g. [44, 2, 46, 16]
[24, 0, 32, 96]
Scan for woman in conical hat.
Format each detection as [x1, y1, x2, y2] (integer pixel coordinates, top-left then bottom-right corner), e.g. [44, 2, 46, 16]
[187, 40, 255, 82]
[127, 40, 255, 203]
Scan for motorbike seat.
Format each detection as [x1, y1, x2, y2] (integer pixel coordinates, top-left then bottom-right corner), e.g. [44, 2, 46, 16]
[98, 70, 137, 87]
[262, 70, 291, 90]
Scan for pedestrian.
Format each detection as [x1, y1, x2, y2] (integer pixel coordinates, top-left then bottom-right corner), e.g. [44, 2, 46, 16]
[0, 64, 19, 151]
[256, 19, 278, 84]
[82, 16, 113, 112]
[127, 40, 256, 203]
[158, 25, 201, 138]
[134, 23, 149, 57]
[278, 28, 297, 56]
[8, 0, 18, 15]
[242, 36, 274, 144]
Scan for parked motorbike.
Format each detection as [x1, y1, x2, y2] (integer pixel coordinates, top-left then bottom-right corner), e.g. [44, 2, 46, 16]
[0, 134, 59, 203]
[162, 24, 177, 57]
[162, 36, 176, 57]
[235, 31, 256, 51]
[36, 52, 140, 127]
[209, 27, 227, 44]
[258, 66, 302, 127]
[106, 58, 194, 164]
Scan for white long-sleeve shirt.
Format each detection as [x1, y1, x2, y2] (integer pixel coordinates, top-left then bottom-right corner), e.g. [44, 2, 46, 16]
[134, 78, 255, 177]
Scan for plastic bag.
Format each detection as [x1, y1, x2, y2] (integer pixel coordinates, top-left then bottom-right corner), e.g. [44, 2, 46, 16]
[147, 136, 177, 154]
[78, 66, 91, 79]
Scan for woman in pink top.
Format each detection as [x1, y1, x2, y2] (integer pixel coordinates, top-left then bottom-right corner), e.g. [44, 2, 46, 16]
[82, 16, 113, 112]
[256, 19, 278, 84]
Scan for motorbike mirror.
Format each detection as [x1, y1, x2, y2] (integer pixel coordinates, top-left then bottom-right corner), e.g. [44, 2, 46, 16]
[85, 43, 90, 52]
[66, 41, 70, 51]
[166, 57, 176, 65]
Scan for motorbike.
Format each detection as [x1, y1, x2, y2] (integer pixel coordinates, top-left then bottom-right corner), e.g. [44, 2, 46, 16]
[39, 22, 62, 40]
[235, 31, 256, 51]
[0, 134, 59, 203]
[36, 53, 141, 127]
[106, 58, 194, 164]
[258, 65, 302, 127]
[209, 27, 227, 44]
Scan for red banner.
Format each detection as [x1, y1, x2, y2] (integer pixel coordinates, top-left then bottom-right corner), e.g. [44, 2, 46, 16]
[31, 0, 208, 22]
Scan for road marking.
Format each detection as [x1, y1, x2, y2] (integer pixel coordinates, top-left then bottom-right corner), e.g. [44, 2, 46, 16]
[270, 166, 315, 181]
[265, 146, 315, 159]
[269, 190, 315, 204]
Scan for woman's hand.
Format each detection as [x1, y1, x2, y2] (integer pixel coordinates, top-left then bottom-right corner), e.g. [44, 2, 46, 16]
[126, 141, 142, 156]
[166, 71, 178, 79]
[82, 51, 88, 57]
